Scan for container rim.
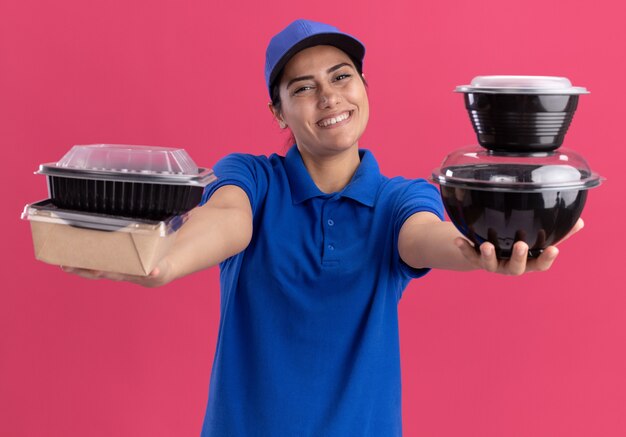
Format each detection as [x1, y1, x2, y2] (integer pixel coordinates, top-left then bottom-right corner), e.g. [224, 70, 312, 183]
[36, 164, 217, 186]
[431, 171, 604, 192]
[454, 86, 589, 95]
[21, 200, 187, 235]
[455, 75, 589, 95]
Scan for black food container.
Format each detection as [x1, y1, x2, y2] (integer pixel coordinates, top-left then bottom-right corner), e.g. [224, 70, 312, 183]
[432, 147, 602, 258]
[37, 144, 216, 220]
[456, 76, 589, 152]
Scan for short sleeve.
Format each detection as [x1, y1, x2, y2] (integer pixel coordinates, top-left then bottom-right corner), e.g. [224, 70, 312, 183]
[391, 178, 445, 279]
[199, 153, 270, 214]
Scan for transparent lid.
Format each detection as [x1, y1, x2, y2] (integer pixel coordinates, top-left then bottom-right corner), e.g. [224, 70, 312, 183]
[455, 75, 589, 95]
[54, 144, 199, 175]
[432, 146, 603, 192]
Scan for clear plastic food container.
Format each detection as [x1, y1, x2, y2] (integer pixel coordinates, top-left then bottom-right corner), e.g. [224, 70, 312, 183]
[37, 144, 216, 219]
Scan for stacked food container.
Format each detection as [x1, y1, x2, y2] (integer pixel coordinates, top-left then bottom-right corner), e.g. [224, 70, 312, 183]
[432, 76, 603, 258]
[22, 144, 216, 275]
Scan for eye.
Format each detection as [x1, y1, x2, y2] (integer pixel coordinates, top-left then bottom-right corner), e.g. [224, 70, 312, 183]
[293, 85, 314, 95]
[334, 73, 352, 81]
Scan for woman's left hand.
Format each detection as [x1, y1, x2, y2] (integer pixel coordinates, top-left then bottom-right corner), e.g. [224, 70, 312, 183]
[454, 218, 585, 275]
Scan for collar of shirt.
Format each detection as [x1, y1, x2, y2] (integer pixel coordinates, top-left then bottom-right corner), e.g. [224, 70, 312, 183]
[284, 145, 382, 207]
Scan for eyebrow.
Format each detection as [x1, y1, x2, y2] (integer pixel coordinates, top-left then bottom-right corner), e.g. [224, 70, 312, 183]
[285, 63, 354, 89]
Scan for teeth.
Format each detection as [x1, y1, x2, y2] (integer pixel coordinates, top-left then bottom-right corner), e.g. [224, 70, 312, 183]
[318, 111, 350, 127]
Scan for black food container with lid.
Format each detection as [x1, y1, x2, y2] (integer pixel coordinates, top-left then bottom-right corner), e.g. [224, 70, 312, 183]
[455, 76, 589, 152]
[432, 146, 603, 258]
[433, 75, 603, 258]
[37, 144, 217, 220]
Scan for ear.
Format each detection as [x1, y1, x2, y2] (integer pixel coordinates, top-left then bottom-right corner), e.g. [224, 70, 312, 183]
[268, 102, 287, 129]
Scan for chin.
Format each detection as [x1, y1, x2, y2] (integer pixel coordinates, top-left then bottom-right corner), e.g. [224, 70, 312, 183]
[297, 132, 362, 156]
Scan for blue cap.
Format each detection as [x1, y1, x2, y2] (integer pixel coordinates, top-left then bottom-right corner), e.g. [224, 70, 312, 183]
[265, 19, 365, 98]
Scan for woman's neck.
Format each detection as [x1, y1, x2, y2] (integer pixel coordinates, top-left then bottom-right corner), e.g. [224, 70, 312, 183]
[297, 145, 361, 194]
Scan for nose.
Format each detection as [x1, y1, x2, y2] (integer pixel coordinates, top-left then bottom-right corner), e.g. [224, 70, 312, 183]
[317, 84, 341, 109]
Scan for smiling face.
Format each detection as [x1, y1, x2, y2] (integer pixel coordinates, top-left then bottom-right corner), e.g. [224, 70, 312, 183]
[271, 45, 369, 158]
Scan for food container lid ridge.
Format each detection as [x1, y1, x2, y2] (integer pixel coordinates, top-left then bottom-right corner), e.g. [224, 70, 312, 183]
[431, 146, 603, 192]
[37, 164, 216, 185]
[455, 75, 589, 95]
[56, 144, 199, 174]
[36, 144, 217, 185]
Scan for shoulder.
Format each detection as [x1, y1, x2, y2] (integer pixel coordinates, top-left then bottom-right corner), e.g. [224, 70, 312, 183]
[214, 152, 281, 172]
[376, 175, 445, 222]
[379, 175, 440, 201]
[211, 151, 290, 182]
[201, 151, 285, 209]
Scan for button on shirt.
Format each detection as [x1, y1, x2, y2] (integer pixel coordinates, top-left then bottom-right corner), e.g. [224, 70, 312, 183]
[200, 146, 444, 437]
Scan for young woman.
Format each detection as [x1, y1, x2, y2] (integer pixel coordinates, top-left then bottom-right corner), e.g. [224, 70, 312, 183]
[64, 19, 582, 436]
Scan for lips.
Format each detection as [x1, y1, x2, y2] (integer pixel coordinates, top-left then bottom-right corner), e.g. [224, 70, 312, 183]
[317, 111, 353, 128]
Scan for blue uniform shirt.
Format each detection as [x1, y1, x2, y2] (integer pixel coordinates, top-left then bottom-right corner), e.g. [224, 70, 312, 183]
[200, 146, 444, 437]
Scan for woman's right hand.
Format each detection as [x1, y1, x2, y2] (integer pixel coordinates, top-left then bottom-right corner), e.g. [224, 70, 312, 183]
[60, 184, 253, 288]
[61, 256, 173, 288]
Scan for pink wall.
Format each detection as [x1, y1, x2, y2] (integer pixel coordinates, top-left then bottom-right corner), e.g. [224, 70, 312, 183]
[2, 0, 625, 436]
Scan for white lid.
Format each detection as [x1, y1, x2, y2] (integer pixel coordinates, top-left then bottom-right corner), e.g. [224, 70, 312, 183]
[455, 75, 589, 94]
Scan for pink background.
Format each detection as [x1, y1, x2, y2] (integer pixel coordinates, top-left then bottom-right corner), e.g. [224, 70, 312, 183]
[1, 0, 625, 436]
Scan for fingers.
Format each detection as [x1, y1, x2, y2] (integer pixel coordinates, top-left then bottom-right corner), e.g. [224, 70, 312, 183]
[61, 266, 105, 280]
[456, 238, 503, 273]
[456, 238, 527, 275]
[60, 262, 169, 288]
[503, 241, 529, 276]
[455, 238, 503, 272]
[526, 246, 559, 272]
[456, 238, 562, 275]
[455, 237, 481, 267]
[61, 265, 146, 283]
[479, 243, 498, 273]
